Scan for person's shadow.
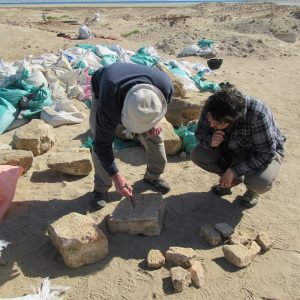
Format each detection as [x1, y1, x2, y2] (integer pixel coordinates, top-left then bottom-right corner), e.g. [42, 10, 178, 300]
[0, 188, 244, 292]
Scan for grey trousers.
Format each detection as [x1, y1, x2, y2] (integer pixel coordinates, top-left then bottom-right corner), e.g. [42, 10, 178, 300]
[191, 144, 283, 194]
[89, 97, 167, 193]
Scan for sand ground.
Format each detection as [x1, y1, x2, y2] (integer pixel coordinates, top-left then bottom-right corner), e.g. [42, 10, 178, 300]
[0, 3, 300, 299]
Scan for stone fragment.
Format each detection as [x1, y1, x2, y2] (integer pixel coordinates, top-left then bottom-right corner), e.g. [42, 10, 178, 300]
[107, 192, 164, 236]
[166, 246, 196, 268]
[147, 249, 165, 269]
[188, 260, 205, 288]
[214, 223, 234, 238]
[200, 224, 222, 246]
[0, 142, 12, 150]
[228, 231, 252, 246]
[255, 232, 273, 252]
[222, 241, 261, 267]
[273, 32, 297, 43]
[170, 266, 192, 293]
[48, 212, 108, 268]
[12, 119, 56, 156]
[0, 149, 33, 171]
[160, 118, 182, 155]
[47, 150, 92, 176]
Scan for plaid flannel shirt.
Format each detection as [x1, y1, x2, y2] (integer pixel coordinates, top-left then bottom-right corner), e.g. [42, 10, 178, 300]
[195, 96, 286, 177]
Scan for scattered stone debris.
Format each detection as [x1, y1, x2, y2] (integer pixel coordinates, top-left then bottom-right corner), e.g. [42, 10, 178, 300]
[255, 232, 273, 252]
[188, 260, 205, 288]
[214, 222, 235, 238]
[107, 192, 164, 236]
[200, 224, 222, 246]
[147, 249, 165, 269]
[0, 149, 33, 171]
[48, 212, 108, 268]
[166, 246, 196, 268]
[228, 231, 252, 246]
[170, 266, 192, 293]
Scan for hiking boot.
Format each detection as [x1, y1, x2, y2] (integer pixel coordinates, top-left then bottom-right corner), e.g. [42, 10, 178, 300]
[211, 177, 243, 196]
[143, 177, 171, 194]
[90, 191, 108, 210]
[239, 189, 259, 208]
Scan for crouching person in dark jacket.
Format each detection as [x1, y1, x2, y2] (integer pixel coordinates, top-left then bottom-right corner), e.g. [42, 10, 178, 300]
[89, 62, 174, 210]
[191, 85, 286, 208]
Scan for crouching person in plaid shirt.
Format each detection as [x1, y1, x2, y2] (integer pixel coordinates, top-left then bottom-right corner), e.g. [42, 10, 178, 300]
[191, 85, 286, 208]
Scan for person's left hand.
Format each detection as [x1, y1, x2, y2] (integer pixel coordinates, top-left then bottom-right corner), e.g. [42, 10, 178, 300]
[148, 124, 162, 137]
[219, 168, 235, 188]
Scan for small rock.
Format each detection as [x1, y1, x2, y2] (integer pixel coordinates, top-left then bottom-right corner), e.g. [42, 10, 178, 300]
[179, 151, 187, 159]
[0, 142, 12, 150]
[0, 149, 33, 171]
[188, 260, 204, 288]
[214, 223, 234, 238]
[147, 249, 165, 269]
[166, 246, 196, 268]
[200, 224, 222, 246]
[273, 32, 297, 43]
[255, 232, 273, 252]
[170, 266, 191, 293]
[228, 231, 251, 246]
[222, 241, 261, 267]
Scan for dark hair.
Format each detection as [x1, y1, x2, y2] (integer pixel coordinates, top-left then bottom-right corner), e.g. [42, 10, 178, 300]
[204, 85, 246, 123]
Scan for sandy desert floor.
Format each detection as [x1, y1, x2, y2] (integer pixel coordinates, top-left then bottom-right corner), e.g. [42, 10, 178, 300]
[0, 3, 300, 300]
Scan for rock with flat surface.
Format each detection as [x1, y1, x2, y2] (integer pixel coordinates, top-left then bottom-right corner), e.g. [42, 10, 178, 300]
[0, 149, 33, 171]
[48, 212, 108, 268]
[107, 192, 165, 236]
[12, 119, 56, 156]
[188, 260, 205, 288]
[160, 118, 182, 155]
[222, 241, 261, 267]
[214, 222, 234, 238]
[47, 150, 92, 175]
[228, 231, 251, 246]
[273, 32, 297, 43]
[147, 249, 165, 269]
[0, 142, 12, 150]
[255, 232, 273, 252]
[166, 246, 196, 268]
[170, 266, 192, 293]
[200, 224, 222, 246]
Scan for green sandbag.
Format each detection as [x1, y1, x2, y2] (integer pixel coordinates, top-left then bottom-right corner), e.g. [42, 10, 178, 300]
[0, 97, 19, 134]
[174, 125, 198, 155]
[75, 43, 98, 54]
[0, 88, 29, 107]
[101, 55, 118, 66]
[130, 47, 159, 67]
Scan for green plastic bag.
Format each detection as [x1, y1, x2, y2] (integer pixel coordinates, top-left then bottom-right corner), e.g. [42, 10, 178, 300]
[174, 125, 198, 155]
[0, 97, 19, 134]
[192, 71, 220, 93]
[0, 88, 29, 107]
[197, 38, 215, 49]
[100, 55, 118, 66]
[75, 43, 98, 55]
[130, 47, 159, 67]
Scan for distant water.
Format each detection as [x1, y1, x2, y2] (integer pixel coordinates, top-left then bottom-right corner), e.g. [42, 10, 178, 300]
[0, 0, 299, 6]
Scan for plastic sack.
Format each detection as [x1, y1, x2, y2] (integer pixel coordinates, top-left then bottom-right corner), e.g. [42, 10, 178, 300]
[41, 99, 86, 127]
[174, 125, 198, 155]
[0, 97, 19, 134]
[130, 47, 159, 67]
[76, 43, 98, 55]
[95, 45, 118, 57]
[24, 69, 48, 87]
[0, 165, 23, 221]
[100, 55, 118, 66]
[78, 25, 92, 39]
[197, 38, 215, 49]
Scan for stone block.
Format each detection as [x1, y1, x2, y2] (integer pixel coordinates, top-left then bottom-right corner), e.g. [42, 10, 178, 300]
[47, 150, 92, 175]
[255, 232, 273, 252]
[214, 222, 234, 238]
[222, 241, 261, 267]
[228, 231, 252, 246]
[12, 119, 56, 156]
[166, 246, 196, 268]
[107, 192, 164, 236]
[170, 266, 191, 293]
[0, 149, 33, 171]
[188, 260, 205, 288]
[147, 249, 165, 269]
[160, 118, 182, 155]
[200, 224, 222, 246]
[48, 212, 108, 268]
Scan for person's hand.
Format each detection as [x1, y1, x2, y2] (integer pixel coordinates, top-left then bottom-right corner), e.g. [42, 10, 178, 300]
[111, 172, 133, 197]
[219, 168, 235, 188]
[211, 130, 225, 148]
[148, 124, 162, 137]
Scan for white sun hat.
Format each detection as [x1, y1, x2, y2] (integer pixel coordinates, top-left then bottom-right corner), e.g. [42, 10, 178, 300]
[121, 84, 167, 133]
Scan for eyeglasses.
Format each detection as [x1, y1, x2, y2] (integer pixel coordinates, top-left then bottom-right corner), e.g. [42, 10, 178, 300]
[206, 112, 229, 129]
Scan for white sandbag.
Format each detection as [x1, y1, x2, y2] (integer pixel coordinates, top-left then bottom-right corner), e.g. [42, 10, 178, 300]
[58, 69, 80, 88]
[178, 44, 200, 57]
[67, 85, 85, 100]
[24, 69, 48, 87]
[48, 80, 68, 102]
[78, 25, 92, 39]
[63, 47, 87, 62]
[55, 54, 72, 71]
[32, 53, 59, 68]
[44, 67, 68, 83]
[107, 44, 126, 56]
[82, 51, 102, 69]
[41, 99, 86, 127]
[95, 45, 118, 57]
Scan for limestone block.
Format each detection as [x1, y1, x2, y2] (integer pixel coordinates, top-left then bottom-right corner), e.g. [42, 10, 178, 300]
[107, 192, 165, 236]
[0, 142, 12, 150]
[255, 232, 273, 252]
[200, 224, 222, 246]
[0, 149, 33, 171]
[160, 118, 182, 155]
[48, 212, 108, 268]
[147, 249, 165, 269]
[222, 241, 261, 267]
[188, 260, 205, 288]
[214, 223, 234, 238]
[228, 231, 252, 246]
[12, 119, 56, 156]
[170, 266, 192, 293]
[166, 246, 196, 268]
[47, 150, 92, 176]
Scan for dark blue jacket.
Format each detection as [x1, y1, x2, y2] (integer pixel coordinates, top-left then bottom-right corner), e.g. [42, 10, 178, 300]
[91, 62, 174, 176]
